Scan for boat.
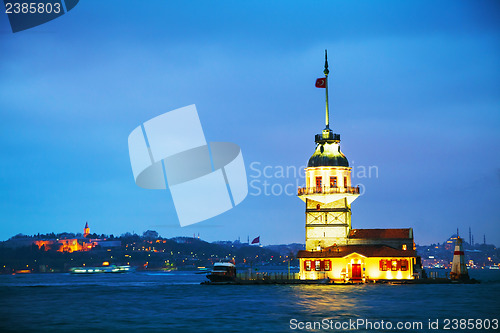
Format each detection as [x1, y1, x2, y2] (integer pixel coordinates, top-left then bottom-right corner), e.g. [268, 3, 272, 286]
[206, 262, 236, 282]
[70, 265, 134, 274]
[195, 266, 210, 274]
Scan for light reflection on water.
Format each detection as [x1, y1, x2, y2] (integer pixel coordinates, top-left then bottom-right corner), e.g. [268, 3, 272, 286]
[0, 271, 498, 332]
[291, 285, 363, 317]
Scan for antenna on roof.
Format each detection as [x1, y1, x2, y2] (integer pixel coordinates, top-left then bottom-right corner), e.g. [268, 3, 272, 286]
[324, 49, 330, 130]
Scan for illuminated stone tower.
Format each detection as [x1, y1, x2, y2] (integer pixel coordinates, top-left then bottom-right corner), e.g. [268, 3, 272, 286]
[83, 222, 90, 238]
[298, 51, 359, 251]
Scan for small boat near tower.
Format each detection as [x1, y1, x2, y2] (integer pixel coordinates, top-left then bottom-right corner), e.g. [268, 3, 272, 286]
[206, 262, 236, 282]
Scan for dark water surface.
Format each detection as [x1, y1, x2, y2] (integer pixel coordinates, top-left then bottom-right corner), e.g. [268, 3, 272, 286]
[0, 270, 499, 332]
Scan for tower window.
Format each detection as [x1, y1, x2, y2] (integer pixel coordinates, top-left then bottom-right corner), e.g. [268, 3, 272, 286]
[315, 177, 322, 192]
[330, 176, 337, 187]
[402, 244, 407, 251]
[344, 177, 347, 188]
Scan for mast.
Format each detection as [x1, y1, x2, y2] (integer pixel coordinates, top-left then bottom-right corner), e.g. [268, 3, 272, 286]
[324, 50, 330, 129]
[316, 50, 339, 143]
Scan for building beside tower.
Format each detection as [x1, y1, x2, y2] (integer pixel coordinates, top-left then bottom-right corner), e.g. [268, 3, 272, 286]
[296, 51, 421, 282]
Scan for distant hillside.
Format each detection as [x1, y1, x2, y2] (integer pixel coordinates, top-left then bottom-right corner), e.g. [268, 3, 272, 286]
[0, 233, 304, 273]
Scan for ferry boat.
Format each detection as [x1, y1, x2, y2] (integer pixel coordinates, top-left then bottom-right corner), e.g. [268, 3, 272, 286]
[206, 262, 236, 282]
[195, 266, 210, 274]
[70, 265, 134, 274]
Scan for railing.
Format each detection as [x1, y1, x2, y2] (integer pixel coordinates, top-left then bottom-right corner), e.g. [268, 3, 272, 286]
[236, 272, 300, 281]
[298, 186, 360, 196]
[428, 270, 449, 279]
[315, 133, 340, 142]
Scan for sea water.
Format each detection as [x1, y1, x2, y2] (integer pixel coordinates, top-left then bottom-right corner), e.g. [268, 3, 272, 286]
[0, 270, 498, 332]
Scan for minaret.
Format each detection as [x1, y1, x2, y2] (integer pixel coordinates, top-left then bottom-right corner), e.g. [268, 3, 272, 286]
[298, 51, 360, 251]
[83, 222, 90, 238]
[450, 236, 469, 280]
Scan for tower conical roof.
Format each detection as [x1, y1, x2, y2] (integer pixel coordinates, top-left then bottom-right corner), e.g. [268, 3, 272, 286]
[308, 141, 349, 167]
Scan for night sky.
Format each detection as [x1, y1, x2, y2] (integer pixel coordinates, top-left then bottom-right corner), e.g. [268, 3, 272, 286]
[1, 1, 499, 246]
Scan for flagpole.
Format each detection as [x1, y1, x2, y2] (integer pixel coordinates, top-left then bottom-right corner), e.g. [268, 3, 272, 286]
[324, 49, 330, 129]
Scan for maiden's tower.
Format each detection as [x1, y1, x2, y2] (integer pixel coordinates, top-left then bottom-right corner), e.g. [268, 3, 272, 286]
[296, 51, 422, 283]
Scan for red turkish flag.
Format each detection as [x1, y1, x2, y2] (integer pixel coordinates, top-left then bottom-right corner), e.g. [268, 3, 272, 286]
[315, 78, 326, 88]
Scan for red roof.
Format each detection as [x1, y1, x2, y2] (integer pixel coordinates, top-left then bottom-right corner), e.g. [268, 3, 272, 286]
[348, 228, 412, 239]
[297, 244, 416, 259]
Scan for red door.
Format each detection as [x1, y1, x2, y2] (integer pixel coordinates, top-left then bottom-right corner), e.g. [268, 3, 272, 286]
[351, 264, 361, 280]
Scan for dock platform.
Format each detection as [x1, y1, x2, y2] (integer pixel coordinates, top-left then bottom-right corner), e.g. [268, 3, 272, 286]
[201, 272, 479, 285]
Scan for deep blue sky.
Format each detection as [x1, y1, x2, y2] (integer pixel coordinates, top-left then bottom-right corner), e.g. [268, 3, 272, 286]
[1, 0, 499, 245]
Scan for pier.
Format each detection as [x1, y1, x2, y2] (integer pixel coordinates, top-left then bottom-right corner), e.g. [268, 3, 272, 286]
[202, 272, 328, 285]
[201, 271, 479, 285]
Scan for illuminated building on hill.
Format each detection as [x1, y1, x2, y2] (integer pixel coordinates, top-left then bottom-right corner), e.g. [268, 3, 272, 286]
[444, 234, 459, 251]
[33, 222, 120, 252]
[296, 51, 421, 282]
[83, 221, 90, 238]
